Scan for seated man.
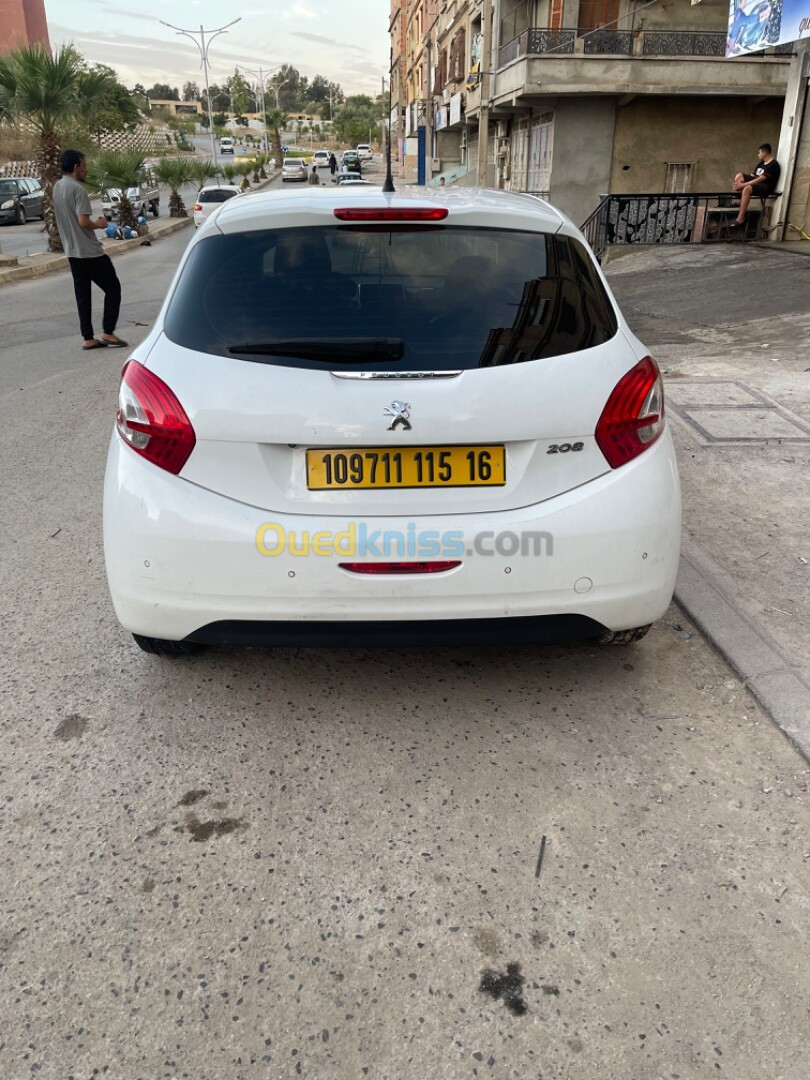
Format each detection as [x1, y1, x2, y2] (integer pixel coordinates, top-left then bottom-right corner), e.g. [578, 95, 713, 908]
[730, 143, 780, 229]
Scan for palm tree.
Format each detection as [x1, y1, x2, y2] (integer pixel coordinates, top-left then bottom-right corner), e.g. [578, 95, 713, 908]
[190, 158, 220, 189]
[85, 149, 147, 229]
[153, 156, 198, 217]
[236, 158, 254, 192]
[220, 163, 239, 186]
[264, 109, 288, 171]
[0, 44, 120, 251]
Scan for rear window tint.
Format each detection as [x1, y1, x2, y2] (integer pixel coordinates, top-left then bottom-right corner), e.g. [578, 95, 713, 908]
[164, 225, 618, 372]
[199, 189, 238, 203]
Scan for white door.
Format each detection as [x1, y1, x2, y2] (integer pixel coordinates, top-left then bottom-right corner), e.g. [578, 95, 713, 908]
[527, 113, 554, 197]
[507, 118, 529, 192]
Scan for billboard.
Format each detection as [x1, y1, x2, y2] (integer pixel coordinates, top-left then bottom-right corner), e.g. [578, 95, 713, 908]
[727, 0, 810, 56]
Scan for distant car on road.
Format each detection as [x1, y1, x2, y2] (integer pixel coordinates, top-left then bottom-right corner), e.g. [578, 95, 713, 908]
[0, 176, 44, 225]
[282, 158, 308, 183]
[219, 137, 235, 155]
[334, 173, 373, 186]
[193, 184, 242, 228]
[341, 151, 362, 176]
[356, 144, 373, 161]
[311, 150, 332, 171]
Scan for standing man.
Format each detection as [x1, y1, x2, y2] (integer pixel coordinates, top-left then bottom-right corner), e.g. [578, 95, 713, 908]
[52, 149, 128, 351]
[308, 164, 320, 185]
[730, 143, 780, 229]
[329, 152, 337, 177]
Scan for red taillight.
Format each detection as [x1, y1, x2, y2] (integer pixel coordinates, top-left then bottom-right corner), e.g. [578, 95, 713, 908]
[339, 561, 461, 575]
[595, 356, 665, 469]
[333, 207, 449, 222]
[193, 203, 203, 211]
[116, 361, 196, 475]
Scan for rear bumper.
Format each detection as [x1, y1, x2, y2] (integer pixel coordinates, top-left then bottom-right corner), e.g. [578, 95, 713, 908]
[103, 431, 681, 643]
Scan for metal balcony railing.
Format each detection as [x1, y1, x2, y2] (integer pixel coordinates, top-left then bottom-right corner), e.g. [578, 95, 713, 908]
[496, 28, 789, 65]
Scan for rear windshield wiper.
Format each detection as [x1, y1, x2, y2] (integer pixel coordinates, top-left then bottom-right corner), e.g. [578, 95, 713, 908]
[228, 338, 404, 361]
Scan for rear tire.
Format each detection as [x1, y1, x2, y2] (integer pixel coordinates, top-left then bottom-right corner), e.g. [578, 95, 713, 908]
[597, 625, 651, 645]
[132, 633, 201, 657]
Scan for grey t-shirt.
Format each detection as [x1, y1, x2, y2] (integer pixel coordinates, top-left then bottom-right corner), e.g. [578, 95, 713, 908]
[52, 176, 103, 259]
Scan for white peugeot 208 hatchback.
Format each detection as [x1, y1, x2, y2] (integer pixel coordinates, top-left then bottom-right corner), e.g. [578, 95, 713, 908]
[104, 186, 680, 656]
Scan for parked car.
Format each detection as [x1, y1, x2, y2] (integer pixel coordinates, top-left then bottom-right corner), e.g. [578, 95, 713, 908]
[0, 176, 44, 225]
[334, 173, 373, 186]
[102, 171, 160, 221]
[311, 150, 331, 170]
[104, 186, 680, 656]
[356, 144, 373, 161]
[193, 184, 242, 227]
[281, 158, 308, 183]
[340, 151, 362, 176]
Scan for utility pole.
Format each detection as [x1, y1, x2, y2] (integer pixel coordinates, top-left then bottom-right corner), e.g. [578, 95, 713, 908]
[476, 0, 493, 186]
[160, 18, 241, 163]
[238, 64, 278, 151]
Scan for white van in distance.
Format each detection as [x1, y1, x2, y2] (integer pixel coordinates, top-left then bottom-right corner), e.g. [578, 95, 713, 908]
[219, 137, 235, 154]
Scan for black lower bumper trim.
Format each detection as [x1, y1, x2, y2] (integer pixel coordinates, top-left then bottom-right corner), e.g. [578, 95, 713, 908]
[185, 615, 607, 649]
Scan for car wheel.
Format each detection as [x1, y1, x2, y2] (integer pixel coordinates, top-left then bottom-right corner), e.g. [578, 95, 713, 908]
[15, 203, 26, 225]
[132, 633, 202, 657]
[596, 625, 651, 645]
[151, 201, 159, 218]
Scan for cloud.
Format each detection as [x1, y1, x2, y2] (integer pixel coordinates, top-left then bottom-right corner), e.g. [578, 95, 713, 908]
[291, 31, 368, 53]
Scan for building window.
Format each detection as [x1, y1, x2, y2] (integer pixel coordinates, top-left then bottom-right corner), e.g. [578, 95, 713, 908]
[665, 163, 694, 193]
[549, 0, 564, 31]
[578, 0, 619, 34]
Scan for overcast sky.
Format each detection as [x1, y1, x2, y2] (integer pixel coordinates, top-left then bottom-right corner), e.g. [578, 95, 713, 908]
[46, 0, 390, 97]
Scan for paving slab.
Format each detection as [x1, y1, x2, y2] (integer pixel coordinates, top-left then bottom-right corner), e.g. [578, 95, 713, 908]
[606, 244, 810, 758]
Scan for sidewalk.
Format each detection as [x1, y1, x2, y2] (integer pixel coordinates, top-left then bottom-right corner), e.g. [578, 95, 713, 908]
[604, 243, 810, 759]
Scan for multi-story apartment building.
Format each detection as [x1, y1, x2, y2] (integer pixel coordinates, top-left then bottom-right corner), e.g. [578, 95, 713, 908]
[397, 0, 792, 226]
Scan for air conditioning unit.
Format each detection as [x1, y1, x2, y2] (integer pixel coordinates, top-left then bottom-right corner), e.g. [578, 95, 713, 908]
[432, 158, 442, 171]
[496, 120, 508, 138]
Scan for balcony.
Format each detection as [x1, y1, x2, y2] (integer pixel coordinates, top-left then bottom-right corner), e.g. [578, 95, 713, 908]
[491, 27, 791, 102]
[498, 28, 794, 65]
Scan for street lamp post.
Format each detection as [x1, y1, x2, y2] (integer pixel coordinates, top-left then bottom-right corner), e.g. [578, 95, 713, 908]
[159, 18, 241, 163]
[237, 65, 268, 151]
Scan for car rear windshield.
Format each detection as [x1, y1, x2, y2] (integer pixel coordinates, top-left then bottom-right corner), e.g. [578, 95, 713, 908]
[164, 225, 618, 372]
[199, 189, 238, 203]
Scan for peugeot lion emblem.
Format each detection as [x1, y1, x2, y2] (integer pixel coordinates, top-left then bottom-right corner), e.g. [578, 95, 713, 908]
[384, 401, 412, 431]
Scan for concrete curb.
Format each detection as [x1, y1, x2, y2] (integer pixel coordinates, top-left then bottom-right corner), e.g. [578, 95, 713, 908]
[675, 538, 810, 762]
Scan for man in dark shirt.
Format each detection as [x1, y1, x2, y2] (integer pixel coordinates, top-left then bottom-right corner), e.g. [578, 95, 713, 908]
[730, 143, 780, 229]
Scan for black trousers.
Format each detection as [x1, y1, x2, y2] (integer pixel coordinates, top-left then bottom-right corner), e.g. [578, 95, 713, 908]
[68, 254, 121, 340]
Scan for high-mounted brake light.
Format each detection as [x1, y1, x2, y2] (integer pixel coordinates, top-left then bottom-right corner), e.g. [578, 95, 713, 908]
[595, 357, 665, 469]
[339, 562, 461, 575]
[116, 361, 196, 475]
[333, 207, 449, 222]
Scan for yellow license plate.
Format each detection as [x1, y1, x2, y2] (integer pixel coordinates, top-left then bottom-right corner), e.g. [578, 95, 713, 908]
[306, 445, 506, 490]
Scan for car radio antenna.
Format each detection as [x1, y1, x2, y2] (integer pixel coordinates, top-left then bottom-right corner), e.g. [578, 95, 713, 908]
[382, 49, 395, 193]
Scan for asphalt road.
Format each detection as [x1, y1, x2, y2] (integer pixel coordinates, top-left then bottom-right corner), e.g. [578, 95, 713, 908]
[1, 232, 807, 1080]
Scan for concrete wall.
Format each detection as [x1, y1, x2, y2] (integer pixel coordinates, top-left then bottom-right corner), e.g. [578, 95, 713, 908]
[548, 98, 616, 225]
[610, 97, 785, 193]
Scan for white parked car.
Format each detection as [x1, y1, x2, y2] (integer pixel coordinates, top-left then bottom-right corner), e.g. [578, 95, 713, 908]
[356, 144, 373, 161]
[105, 187, 680, 655]
[192, 184, 242, 227]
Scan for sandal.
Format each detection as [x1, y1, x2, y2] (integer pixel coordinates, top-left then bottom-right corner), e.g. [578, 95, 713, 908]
[82, 339, 108, 350]
[101, 337, 129, 348]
